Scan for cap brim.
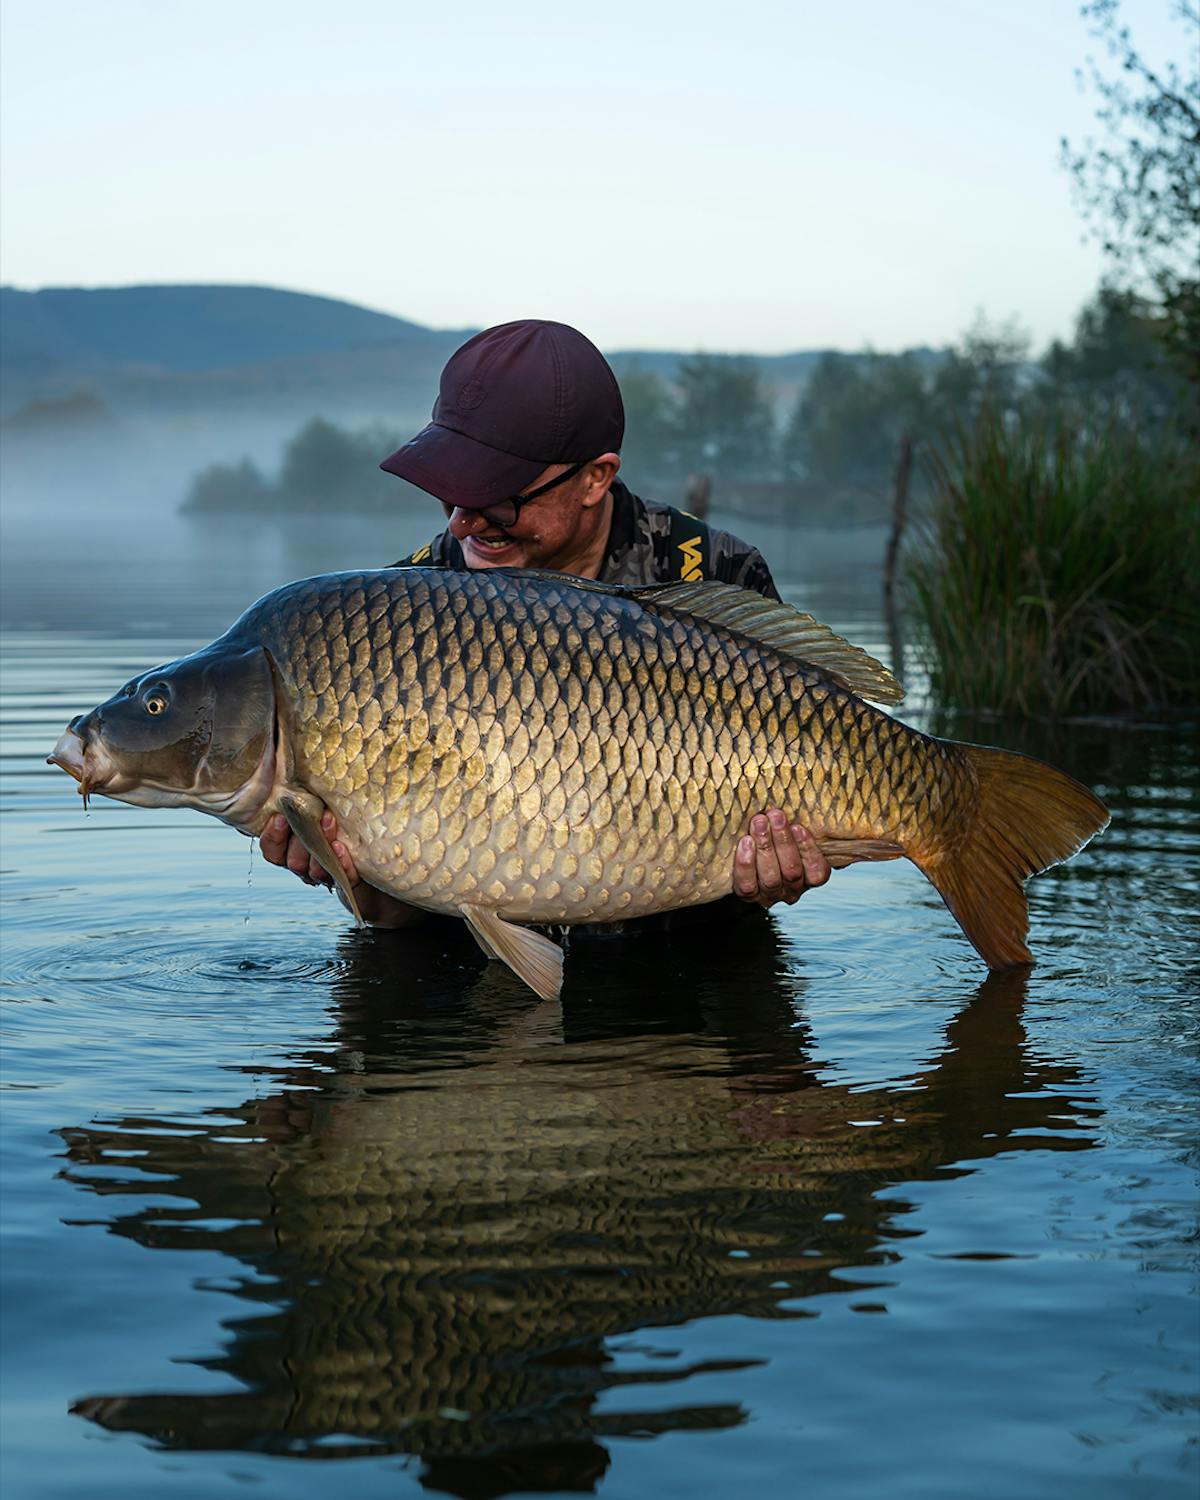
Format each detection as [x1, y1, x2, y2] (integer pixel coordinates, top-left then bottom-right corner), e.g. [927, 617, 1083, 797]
[379, 422, 548, 508]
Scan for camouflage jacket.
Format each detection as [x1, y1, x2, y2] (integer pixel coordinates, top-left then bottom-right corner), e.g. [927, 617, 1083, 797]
[390, 480, 781, 600]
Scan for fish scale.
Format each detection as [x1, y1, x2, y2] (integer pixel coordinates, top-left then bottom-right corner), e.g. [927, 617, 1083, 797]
[48, 566, 1109, 995]
[261, 569, 909, 926]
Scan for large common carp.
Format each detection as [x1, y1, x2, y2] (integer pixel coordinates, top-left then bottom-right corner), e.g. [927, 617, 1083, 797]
[47, 568, 1108, 997]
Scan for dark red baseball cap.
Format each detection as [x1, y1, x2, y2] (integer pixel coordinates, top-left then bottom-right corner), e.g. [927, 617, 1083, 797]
[379, 319, 625, 508]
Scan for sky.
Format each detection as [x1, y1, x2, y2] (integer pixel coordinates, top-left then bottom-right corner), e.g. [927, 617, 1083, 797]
[0, 0, 1190, 354]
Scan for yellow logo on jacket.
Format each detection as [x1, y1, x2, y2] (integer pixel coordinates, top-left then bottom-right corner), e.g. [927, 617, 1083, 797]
[677, 536, 704, 581]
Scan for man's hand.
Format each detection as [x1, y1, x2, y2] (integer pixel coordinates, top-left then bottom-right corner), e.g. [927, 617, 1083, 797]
[259, 809, 426, 929]
[733, 809, 831, 908]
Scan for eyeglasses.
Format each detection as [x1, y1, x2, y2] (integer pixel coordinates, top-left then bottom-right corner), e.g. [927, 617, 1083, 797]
[442, 462, 586, 530]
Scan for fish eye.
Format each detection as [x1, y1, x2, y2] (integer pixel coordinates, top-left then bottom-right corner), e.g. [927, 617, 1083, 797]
[143, 690, 169, 716]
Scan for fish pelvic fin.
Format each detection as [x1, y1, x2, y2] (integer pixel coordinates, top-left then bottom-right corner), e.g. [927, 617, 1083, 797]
[912, 745, 1110, 970]
[279, 789, 365, 928]
[461, 905, 564, 1001]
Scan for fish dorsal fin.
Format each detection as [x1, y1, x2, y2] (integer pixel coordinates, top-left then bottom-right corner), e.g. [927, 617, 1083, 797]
[630, 580, 906, 705]
[485, 568, 905, 704]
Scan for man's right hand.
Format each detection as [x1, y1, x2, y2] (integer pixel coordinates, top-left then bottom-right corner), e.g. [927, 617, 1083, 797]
[259, 810, 427, 929]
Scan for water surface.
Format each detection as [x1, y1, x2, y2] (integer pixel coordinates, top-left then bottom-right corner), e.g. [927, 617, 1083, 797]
[2, 507, 1196, 1499]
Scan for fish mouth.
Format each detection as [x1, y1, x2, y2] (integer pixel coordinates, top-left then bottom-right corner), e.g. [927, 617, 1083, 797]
[46, 727, 104, 807]
[47, 728, 86, 781]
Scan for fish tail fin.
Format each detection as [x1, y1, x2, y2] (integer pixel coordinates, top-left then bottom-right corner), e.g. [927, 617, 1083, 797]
[911, 744, 1109, 969]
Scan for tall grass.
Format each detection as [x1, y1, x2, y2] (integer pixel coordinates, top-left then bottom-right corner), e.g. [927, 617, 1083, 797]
[906, 412, 1199, 717]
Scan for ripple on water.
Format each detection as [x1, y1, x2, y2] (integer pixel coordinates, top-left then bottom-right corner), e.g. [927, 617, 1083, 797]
[1, 928, 356, 1010]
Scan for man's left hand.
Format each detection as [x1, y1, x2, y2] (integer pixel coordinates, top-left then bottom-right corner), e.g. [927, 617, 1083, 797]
[733, 808, 831, 907]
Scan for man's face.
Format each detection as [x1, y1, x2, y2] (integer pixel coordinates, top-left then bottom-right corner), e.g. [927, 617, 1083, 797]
[442, 461, 613, 572]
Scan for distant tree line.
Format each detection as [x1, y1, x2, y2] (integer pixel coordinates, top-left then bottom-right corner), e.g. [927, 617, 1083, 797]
[184, 286, 1191, 522]
[183, 418, 403, 516]
[621, 288, 1189, 496]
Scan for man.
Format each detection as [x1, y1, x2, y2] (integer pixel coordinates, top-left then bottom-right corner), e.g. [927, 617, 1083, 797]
[262, 319, 831, 928]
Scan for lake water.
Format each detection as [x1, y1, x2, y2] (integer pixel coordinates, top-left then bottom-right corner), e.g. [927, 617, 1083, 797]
[1, 504, 1197, 1500]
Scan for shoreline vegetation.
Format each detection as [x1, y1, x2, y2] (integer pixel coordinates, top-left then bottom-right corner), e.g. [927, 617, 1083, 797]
[906, 411, 1199, 717]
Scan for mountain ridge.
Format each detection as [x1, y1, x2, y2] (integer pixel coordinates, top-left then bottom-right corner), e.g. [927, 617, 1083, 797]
[1, 283, 876, 386]
[0, 283, 463, 379]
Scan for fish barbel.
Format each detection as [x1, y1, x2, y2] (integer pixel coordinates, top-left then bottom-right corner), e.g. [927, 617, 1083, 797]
[47, 568, 1109, 997]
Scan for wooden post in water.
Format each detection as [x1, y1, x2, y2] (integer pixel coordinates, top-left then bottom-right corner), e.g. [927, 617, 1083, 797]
[684, 471, 712, 520]
[882, 434, 913, 684]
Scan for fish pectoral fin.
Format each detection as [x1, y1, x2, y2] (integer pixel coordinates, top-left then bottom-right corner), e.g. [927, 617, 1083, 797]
[278, 790, 365, 928]
[460, 906, 564, 1001]
[817, 838, 905, 868]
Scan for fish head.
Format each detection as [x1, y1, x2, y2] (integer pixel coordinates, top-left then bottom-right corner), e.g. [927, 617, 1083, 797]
[47, 640, 278, 830]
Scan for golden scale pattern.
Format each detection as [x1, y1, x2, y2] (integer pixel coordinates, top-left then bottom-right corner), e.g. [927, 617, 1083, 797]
[250, 570, 970, 923]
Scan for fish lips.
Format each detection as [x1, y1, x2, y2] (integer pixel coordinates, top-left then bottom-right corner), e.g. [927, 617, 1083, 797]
[46, 717, 125, 804]
[48, 725, 87, 783]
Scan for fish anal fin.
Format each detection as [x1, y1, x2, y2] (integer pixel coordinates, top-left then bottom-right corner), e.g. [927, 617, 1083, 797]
[278, 789, 365, 928]
[461, 905, 564, 1000]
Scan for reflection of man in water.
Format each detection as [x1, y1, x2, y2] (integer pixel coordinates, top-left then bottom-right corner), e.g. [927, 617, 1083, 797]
[260, 320, 833, 931]
[62, 939, 1096, 1494]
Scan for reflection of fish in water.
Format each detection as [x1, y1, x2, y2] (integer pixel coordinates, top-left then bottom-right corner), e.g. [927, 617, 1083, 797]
[61, 947, 1098, 1488]
[48, 568, 1109, 996]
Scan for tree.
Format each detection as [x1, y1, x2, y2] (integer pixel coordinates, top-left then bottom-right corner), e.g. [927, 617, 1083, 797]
[670, 354, 776, 480]
[278, 418, 400, 511]
[782, 352, 927, 491]
[182, 458, 269, 514]
[926, 314, 1032, 428]
[1061, 0, 1200, 380]
[1040, 285, 1184, 422]
[617, 366, 678, 480]
[279, 418, 368, 510]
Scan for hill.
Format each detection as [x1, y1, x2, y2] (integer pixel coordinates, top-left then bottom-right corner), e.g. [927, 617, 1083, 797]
[0, 283, 877, 422]
[0, 283, 457, 381]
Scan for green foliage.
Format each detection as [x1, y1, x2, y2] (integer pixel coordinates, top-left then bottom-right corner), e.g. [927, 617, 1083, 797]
[779, 297, 1189, 512]
[182, 418, 400, 515]
[781, 351, 928, 490]
[610, 354, 778, 482]
[1061, 0, 1200, 383]
[927, 316, 1032, 427]
[182, 458, 270, 514]
[906, 409, 1200, 716]
[1039, 285, 1188, 423]
[671, 354, 776, 479]
[278, 418, 394, 511]
[618, 366, 679, 479]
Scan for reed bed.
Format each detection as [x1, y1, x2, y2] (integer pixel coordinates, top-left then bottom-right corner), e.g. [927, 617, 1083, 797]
[906, 412, 1199, 717]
